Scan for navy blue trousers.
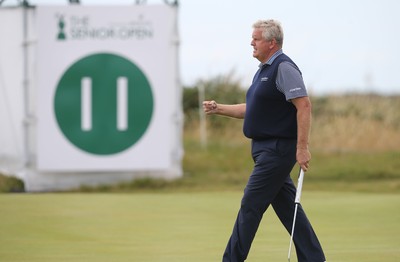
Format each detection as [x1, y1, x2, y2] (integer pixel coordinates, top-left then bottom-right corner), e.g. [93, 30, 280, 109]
[223, 139, 325, 262]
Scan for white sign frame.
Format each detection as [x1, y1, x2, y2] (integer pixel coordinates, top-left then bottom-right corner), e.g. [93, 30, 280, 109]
[37, 5, 179, 172]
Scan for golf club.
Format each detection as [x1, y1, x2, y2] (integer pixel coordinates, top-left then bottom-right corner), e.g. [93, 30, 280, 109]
[287, 167, 305, 262]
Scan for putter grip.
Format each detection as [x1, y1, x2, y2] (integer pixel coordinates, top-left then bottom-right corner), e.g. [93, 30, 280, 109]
[295, 169, 305, 204]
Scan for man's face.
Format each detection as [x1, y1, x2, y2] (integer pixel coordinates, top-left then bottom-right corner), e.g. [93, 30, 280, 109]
[251, 28, 272, 63]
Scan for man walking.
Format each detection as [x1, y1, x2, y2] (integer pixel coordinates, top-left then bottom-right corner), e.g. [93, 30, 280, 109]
[203, 19, 326, 262]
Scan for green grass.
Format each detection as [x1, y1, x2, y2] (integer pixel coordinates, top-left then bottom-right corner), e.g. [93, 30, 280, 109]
[0, 191, 399, 261]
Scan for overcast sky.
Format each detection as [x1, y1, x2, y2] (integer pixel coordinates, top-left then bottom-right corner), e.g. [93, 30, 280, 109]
[5, 0, 400, 95]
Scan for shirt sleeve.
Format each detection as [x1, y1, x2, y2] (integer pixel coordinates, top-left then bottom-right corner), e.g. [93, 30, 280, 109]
[276, 61, 308, 101]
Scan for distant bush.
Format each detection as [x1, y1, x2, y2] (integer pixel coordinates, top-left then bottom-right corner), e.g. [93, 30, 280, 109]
[0, 173, 25, 193]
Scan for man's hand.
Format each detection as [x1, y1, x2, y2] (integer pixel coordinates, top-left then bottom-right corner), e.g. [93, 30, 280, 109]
[296, 148, 311, 172]
[202, 100, 218, 114]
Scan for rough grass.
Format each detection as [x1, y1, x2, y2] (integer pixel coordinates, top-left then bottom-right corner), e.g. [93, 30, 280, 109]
[182, 95, 400, 193]
[182, 134, 400, 193]
[1, 95, 399, 194]
[310, 95, 400, 152]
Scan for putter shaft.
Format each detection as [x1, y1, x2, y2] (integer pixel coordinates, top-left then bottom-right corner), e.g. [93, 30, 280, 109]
[287, 168, 305, 262]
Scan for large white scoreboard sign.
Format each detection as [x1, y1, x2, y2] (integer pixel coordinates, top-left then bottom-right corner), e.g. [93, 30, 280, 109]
[37, 5, 179, 171]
